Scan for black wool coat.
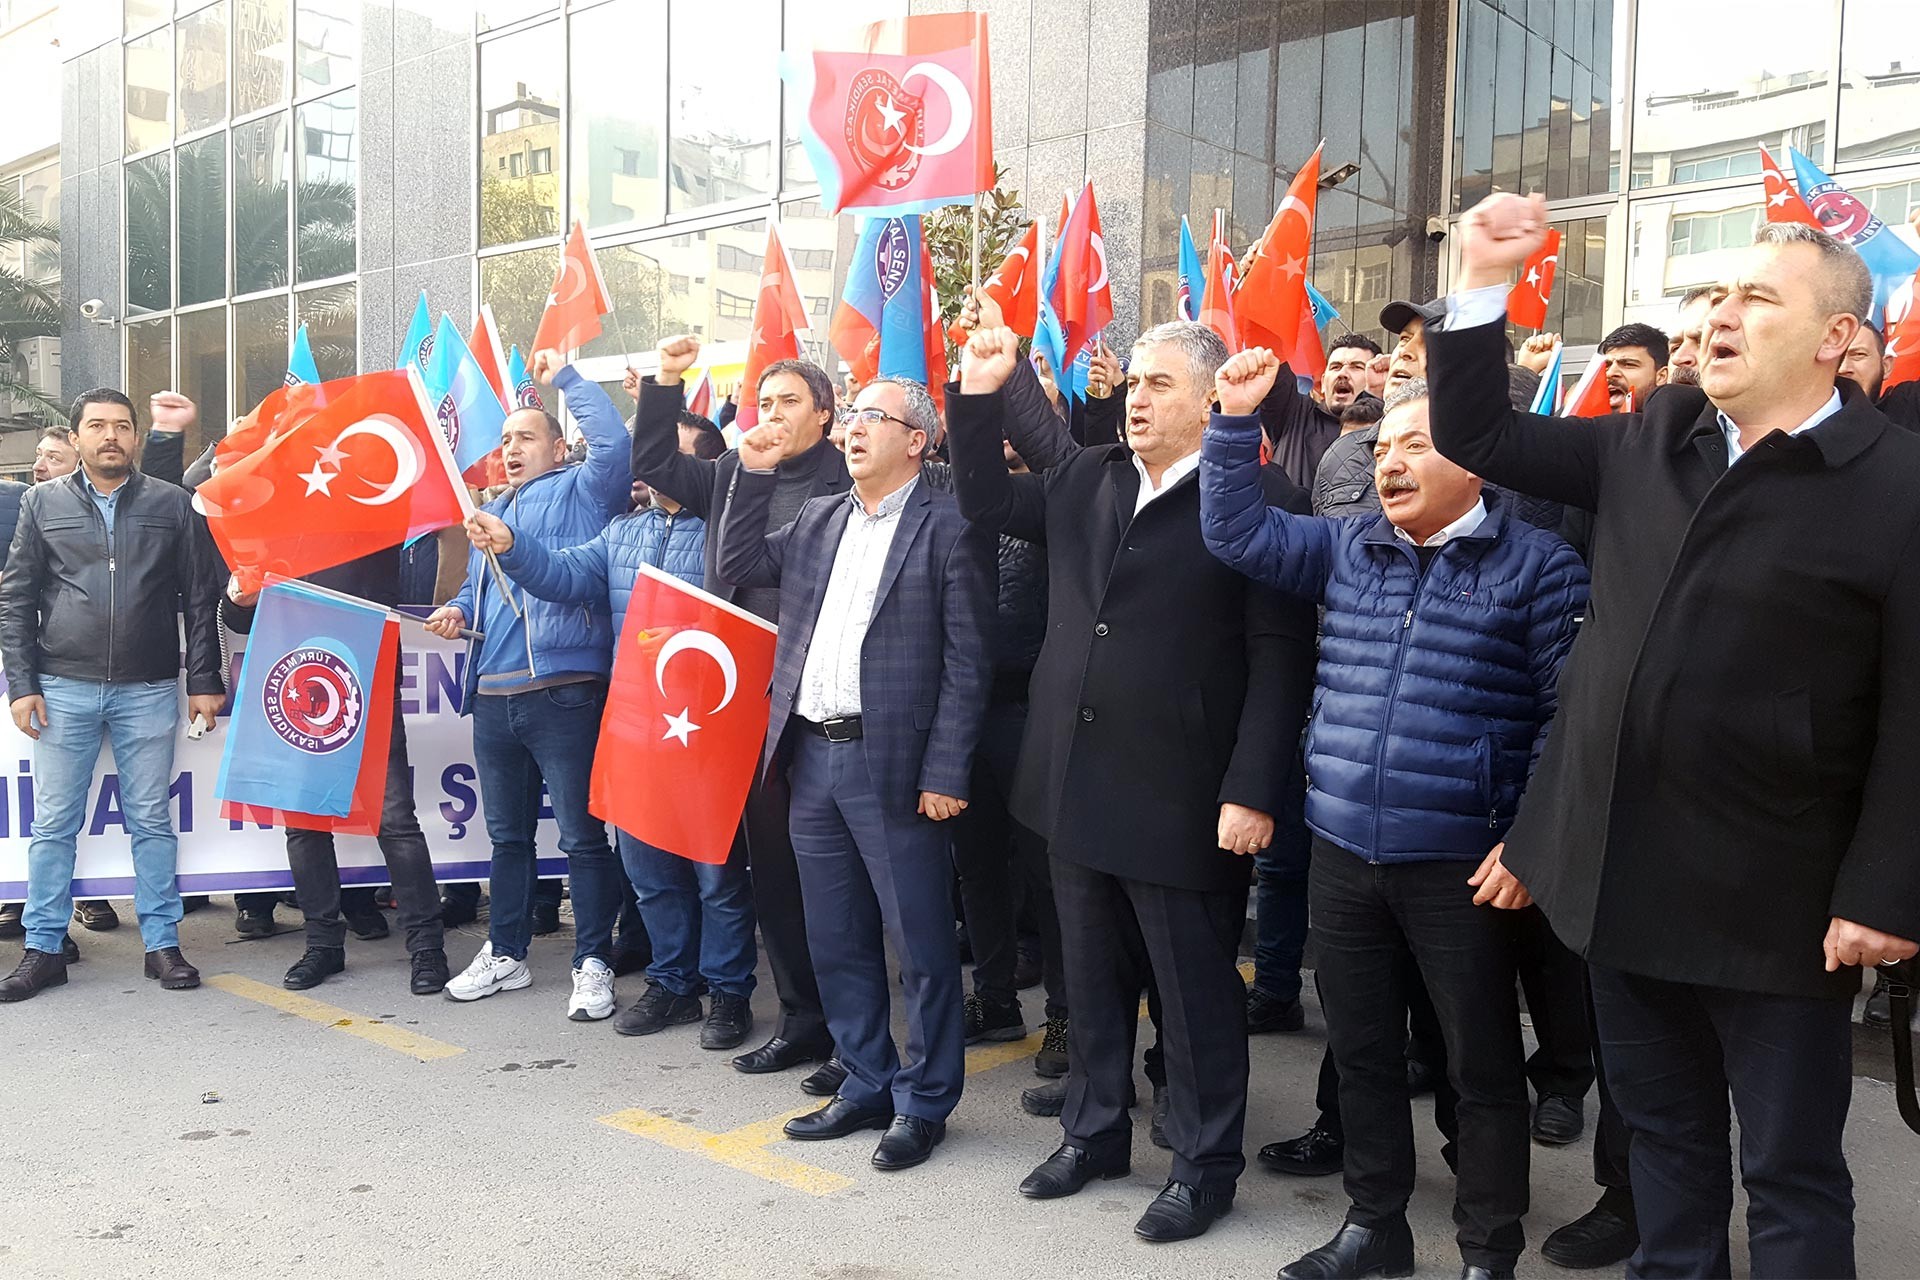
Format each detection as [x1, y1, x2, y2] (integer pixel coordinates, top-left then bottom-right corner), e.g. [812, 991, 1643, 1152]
[1429, 317, 1920, 1000]
[947, 387, 1316, 893]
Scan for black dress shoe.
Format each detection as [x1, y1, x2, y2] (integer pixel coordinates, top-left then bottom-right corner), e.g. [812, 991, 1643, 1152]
[1531, 1092, 1585, 1145]
[0, 948, 68, 1001]
[1019, 1142, 1129, 1198]
[410, 948, 451, 995]
[283, 946, 346, 990]
[439, 894, 479, 928]
[800, 1054, 850, 1096]
[1279, 1219, 1416, 1279]
[871, 1115, 945, 1170]
[1133, 1179, 1232, 1243]
[1541, 1194, 1639, 1270]
[1149, 1084, 1171, 1149]
[782, 1094, 893, 1141]
[344, 907, 389, 941]
[731, 1035, 830, 1075]
[1459, 1267, 1516, 1280]
[1864, 972, 1893, 1027]
[143, 946, 201, 990]
[1258, 1122, 1345, 1176]
[1246, 985, 1307, 1033]
[74, 899, 120, 932]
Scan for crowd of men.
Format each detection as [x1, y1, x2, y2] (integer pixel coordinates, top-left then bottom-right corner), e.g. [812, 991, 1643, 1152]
[3, 189, 1919, 1280]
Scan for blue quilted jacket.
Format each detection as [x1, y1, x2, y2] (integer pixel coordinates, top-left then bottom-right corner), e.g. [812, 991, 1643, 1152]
[1200, 412, 1589, 864]
[496, 502, 707, 632]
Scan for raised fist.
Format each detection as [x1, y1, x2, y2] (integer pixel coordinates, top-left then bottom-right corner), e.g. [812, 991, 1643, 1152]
[960, 327, 1021, 395]
[1214, 347, 1282, 418]
[656, 335, 701, 385]
[1455, 192, 1551, 291]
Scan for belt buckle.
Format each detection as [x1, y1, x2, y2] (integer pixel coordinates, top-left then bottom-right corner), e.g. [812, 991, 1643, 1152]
[822, 716, 856, 743]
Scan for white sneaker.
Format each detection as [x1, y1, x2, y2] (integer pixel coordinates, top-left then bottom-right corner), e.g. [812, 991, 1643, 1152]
[443, 942, 532, 1002]
[568, 956, 616, 1021]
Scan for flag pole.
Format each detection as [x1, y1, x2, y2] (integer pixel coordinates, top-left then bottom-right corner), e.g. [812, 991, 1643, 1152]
[970, 198, 982, 294]
[607, 306, 639, 373]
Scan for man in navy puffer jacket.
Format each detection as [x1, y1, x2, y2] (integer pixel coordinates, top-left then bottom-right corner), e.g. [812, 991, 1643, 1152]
[468, 413, 763, 1054]
[1200, 355, 1587, 1280]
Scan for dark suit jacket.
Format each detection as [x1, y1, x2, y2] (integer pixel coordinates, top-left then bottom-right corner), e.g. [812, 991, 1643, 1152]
[714, 471, 997, 813]
[947, 387, 1316, 893]
[1430, 315, 1920, 1000]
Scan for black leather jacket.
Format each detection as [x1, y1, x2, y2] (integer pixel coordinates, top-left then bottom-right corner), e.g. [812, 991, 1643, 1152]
[0, 469, 224, 697]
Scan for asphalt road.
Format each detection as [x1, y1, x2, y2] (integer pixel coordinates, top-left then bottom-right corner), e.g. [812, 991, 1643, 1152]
[7, 904, 1917, 1279]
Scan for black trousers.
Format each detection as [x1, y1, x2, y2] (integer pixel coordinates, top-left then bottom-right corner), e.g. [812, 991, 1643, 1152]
[1311, 840, 1529, 1270]
[1311, 966, 1460, 1150]
[1588, 963, 1854, 1279]
[951, 695, 1063, 1016]
[1053, 855, 1247, 1191]
[743, 754, 828, 1047]
[286, 691, 443, 954]
[1586, 965, 1633, 1197]
[1511, 905, 1595, 1100]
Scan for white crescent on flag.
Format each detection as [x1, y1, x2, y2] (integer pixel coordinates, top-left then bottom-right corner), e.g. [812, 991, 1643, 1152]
[901, 61, 972, 157]
[330, 415, 424, 507]
[653, 628, 741, 747]
[1088, 232, 1109, 293]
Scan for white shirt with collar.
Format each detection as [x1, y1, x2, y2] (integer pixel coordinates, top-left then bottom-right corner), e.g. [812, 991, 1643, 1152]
[1392, 496, 1488, 548]
[1131, 448, 1202, 516]
[1718, 392, 1840, 466]
[794, 476, 918, 722]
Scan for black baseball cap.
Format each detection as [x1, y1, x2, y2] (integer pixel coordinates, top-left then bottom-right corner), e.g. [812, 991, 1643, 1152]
[1378, 297, 1447, 337]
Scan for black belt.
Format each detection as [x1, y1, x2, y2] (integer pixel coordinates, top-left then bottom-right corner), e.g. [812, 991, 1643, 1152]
[795, 714, 863, 742]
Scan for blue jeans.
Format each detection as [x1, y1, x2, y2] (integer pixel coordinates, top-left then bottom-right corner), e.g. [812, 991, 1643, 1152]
[1252, 752, 1311, 1003]
[617, 830, 756, 998]
[24, 676, 183, 954]
[470, 683, 618, 965]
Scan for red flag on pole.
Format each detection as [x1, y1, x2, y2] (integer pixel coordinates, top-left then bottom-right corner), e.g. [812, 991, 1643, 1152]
[1047, 182, 1114, 371]
[1560, 357, 1614, 419]
[193, 370, 474, 589]
[1886, 272, 1920, 393]
[530, 220, 614, 354]
[1198, 213, 1242, 355]
[1507, 228, 1562, 329]
[1236, 143, 1322, 357]
[468, 305, 512, 406]
[684, 369, 715, 419]
[946, 218, 1043, 347]
[737, 224, 814, 431]
[1759, 145, 1821, 228]
[591, 566, 780, 864]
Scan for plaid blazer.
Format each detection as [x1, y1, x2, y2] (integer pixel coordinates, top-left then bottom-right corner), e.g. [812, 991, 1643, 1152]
[714, 469, 997, 811]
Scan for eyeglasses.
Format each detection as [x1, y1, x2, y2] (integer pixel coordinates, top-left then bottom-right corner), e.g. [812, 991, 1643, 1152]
[845, 407, 918, 432]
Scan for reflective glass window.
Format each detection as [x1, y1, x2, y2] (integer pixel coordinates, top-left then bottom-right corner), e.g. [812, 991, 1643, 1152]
[478, 0, 555, 31]
[480, 21, 562, 248]
[126, 153, 171, 315]
[234, 0, 290, 117]
[295, 282, 357, 380]
[569, 0, 664, 232]
[126, 0, 168, 35]
[177, 133, 227, 305]
[126, 26, 172, 154]
[176, 1, 227, 135]
[295, 0, 356, 98]
[126, 318, 173, 415]
[295, 89, 356, 282]
[234, 292, 290, 413]
[234, 111, 292, 293]
[668, 0, 775, 213]
[480, 246, 558, 369]
[1837, 0, 1920, 163]
[178, 305, 229, 450]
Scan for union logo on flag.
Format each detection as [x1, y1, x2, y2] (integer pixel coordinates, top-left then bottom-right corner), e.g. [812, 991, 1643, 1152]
[263, 647, 363, 754]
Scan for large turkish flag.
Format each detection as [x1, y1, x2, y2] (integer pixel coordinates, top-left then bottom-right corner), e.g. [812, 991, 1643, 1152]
[194, 369, 472, 589]
[530, 220, 614, 355]
[591, 566, 779, 864]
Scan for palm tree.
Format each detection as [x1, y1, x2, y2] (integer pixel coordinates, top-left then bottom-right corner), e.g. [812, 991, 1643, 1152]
[0, 182, 60, 424]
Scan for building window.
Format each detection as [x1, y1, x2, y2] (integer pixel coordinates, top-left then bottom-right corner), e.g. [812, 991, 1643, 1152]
[715, 244, 765, 273]
[480, 21, 562, 248]
[529, 147, 552, 175]
[714, 289, 753, 320]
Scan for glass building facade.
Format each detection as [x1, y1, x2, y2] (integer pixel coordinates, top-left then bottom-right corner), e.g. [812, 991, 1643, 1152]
[56, 0, 1920, 454]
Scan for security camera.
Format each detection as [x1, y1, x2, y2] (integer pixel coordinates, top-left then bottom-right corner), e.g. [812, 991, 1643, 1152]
[1425, 217, 1448, 244]
[80, 298, 113, 324]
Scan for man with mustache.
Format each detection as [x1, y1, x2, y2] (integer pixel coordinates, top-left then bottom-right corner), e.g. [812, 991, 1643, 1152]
[1202, 364, 1587, 1280]
[1665, 287, 1716, 388]
[0, 389, 226, 1000]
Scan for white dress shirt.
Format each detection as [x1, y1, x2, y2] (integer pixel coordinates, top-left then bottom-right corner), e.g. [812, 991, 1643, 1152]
[1717, 392, 1839, 466]
[1131, 448, 1202, 515]
[794, 477, 918, 722]
[1392, 496, 1488, 548]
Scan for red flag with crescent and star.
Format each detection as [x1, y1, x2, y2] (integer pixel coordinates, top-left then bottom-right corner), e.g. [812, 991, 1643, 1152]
[781, 11, 994, 217]
[737, 224, 814, 432]
[1759, 145, 1820, 229]
[1236, 143, 1322, 358]
[193, 370, 474, 591]
[1507, 227, 1562, 329]
[1886, 269, 1920, 394]
[947, 218, 1042, 347]
[1198, 212, 1242, 355]
[592, 565, 779, 864]
[530, 220, 614, 355]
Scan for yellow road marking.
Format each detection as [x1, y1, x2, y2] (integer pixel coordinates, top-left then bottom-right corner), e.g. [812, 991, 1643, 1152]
[965, 1030, 1045, 1075]
[597, 1107, 854, 1196]
[206, 974, 466, 1062]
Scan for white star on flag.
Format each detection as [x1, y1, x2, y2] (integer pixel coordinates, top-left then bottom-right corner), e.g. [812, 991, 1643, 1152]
[1768, 190, 1791, 207]
[662, 707, 700, 747]
[1280, 255, 1306, 281]
[876, 93, 906, 135]
[300, 463, 338, 496]
[314, 441, 349, 468]
[1525, 267, 1541, 287]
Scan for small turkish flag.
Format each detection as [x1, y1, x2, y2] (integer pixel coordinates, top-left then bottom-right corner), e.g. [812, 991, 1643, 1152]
[531, 220, 614, 354]
[1507, 228, 1562, 330]
[1886, 269, 1920, 393]
[195, 370, 473, 588]
[947, 219, 1042, 347]
[1237, 143, 1322, 359]
[592, 565, 779, 864]
[1559, 356, 1615, 419]
[1759, 145, 1820, 229]
[468, 304, 512, 406]
[1197, 214, 1242, 356]
[736, 224, 814, 431]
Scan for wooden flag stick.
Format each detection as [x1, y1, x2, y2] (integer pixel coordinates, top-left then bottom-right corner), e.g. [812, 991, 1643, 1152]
[484, 546, 522, 620]
[970, 198, 983, 293]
